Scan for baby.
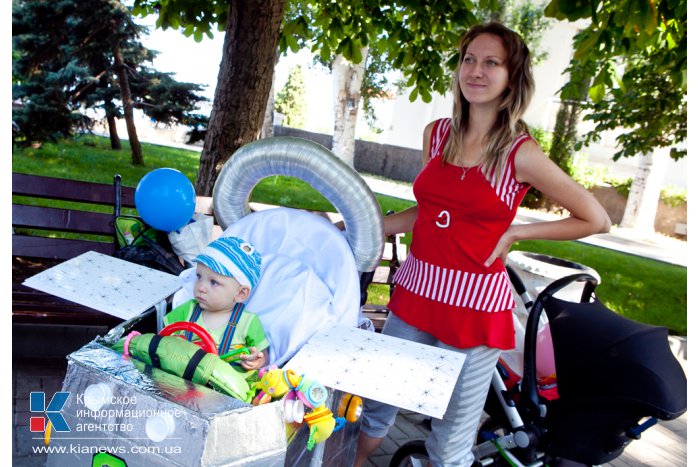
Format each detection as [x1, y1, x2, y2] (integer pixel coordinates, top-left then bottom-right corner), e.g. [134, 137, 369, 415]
[164, 236, 269, 372]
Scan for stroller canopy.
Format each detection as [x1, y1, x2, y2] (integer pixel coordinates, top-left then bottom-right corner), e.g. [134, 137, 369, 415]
[546, 296, 686, 420]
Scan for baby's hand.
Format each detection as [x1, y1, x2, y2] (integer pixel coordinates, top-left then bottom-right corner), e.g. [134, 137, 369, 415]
[239, 347, 266, 370]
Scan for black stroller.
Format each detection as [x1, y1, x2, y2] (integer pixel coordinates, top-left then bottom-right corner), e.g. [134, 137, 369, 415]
[390, 267, 687, 466]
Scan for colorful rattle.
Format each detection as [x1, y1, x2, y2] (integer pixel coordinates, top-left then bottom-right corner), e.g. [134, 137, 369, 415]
[254, 367, 328, 408]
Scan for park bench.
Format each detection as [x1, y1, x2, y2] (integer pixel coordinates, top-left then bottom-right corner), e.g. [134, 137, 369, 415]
[12, 173, 403, 331]
[12, 173, 134, 327]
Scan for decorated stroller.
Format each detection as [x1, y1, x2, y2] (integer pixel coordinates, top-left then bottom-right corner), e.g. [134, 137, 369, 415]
[45, 137, 386, 466]
[390, 266, 687, 466]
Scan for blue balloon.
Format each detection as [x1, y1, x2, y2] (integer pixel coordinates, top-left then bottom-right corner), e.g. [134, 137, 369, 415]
[135, 168, 196, 232]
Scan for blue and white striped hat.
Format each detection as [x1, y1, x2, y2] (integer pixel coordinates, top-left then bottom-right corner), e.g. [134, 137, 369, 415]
[194, 236, 262, 290]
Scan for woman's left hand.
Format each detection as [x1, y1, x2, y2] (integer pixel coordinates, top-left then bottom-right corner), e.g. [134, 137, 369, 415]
[484, 226, 517, 268]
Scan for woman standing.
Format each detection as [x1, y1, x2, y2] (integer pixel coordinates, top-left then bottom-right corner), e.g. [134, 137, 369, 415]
[353, 22, 611, 467]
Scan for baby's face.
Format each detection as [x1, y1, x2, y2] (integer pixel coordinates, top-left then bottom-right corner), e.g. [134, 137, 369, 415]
[194, 263, 248, 314]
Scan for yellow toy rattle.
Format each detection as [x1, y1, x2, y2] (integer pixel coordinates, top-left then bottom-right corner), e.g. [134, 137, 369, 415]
[304, 404, 337, 451]
[253, 367, 328, 410]
[303, 394, 364, 450]
[254, 367, 338, 450]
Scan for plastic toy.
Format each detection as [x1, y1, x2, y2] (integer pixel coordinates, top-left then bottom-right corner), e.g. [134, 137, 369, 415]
[135, 168, 196, 232]
[220, 346, 252, 363]
[337, 393, 363, 423]
[254, 367, 347, 450]
[303, 405, 337, 451]
[159, 321, 218, 354]
[254, 368, 328, 408]
[116, 332, 253, 402]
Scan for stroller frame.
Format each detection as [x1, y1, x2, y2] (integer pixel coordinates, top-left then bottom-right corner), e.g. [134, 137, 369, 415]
[390, 266, 686, 467]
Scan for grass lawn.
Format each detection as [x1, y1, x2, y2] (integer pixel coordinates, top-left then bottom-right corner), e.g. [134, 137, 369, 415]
[511, 240, 686, 335]
[12, 136, 686, 335]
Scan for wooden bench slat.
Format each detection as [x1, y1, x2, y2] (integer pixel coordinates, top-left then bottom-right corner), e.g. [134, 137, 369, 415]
[370, 266, 394, 284]
[12, 308, 123, 326]
[12, 173, 136, 207]
[13, 204, 117, 235]
[13, 235, 115, 260]
[13, 284, 123, 326]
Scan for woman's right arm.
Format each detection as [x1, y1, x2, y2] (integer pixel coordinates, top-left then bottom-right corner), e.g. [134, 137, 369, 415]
[384, 207, 418, 236]
[382, 120, 436, 236]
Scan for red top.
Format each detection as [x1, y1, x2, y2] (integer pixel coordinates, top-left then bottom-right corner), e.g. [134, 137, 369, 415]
[388, 118, 532, 350]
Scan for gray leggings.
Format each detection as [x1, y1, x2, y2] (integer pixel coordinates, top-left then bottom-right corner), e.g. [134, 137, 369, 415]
[360, 312, 500, 467]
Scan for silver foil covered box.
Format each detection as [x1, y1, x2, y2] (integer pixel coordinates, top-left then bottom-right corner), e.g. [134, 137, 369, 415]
[46, 340, 359, 466]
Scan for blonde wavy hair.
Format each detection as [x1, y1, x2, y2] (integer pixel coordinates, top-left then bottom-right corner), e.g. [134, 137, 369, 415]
[442, 22, 534, 183]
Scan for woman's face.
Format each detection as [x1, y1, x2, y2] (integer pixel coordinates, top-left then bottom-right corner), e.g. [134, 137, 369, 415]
[459, 33, 509, 108]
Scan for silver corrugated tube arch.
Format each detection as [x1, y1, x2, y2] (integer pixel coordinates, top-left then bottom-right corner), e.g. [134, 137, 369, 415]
[212, 136, 384, 272]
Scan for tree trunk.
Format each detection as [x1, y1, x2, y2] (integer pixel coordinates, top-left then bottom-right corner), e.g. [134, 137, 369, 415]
[113, 46, 143, 165]
[549, 72, 590, 176]
[106, 114, 121, 150]
[261, 51, 282, 139]
[620, 147, 669, 235]
[261, 73, 276, 139]
[195, 0, 285, 196]
[331, 47, 369, 167]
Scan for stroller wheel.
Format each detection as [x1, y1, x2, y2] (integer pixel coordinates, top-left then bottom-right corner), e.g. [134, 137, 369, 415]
[389, 440, 428, 467]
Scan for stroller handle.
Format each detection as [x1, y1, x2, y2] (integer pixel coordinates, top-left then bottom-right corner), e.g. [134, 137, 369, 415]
[520, 273, 599, 418]
[505, 265, 527, 296]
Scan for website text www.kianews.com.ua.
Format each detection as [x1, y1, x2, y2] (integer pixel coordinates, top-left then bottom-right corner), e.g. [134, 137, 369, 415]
[31, 443, 182, 456]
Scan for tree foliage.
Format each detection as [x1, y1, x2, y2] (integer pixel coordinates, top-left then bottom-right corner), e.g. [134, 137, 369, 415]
[274, 64, 307, 128]
[136, 0, 503, 105]
[12, 0, 207, 147]
[280, 1, 500, 104]
[545, 0, 686, 159]
[302, 1, 552, 135]
[578, 51, 686, 160]
[132, 0, 504, 193]
[136, 0, 602, 191]
[474, 0, 552, 65]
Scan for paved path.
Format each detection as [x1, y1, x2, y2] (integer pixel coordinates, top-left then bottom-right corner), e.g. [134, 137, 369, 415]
[367, 408, 688, 467]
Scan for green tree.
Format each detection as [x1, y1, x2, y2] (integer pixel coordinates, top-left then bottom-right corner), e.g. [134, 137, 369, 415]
[274, 64, 307, 128]
[13, 0, 147, 164]
[133, 0, 509, 194]
[314, 0, 551, 166]
[546, 0, 686, 159]
[133, 0, 285, 194]
[474, 0, 551, 65]
[544, 0, 686, 231]
[12, 0, 207, 163]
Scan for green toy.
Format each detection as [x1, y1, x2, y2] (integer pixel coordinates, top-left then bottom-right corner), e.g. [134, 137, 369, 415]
[113, 332, 254, 403]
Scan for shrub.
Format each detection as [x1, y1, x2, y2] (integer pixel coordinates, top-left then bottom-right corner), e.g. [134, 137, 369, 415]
[602, 177, 686, 208]
[521, 127, 554, 209]
[569, 153, 609, 189]
[605, 175, 633, 197]
[660, 185, 687, 207]
[529, 126, 553, 155]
